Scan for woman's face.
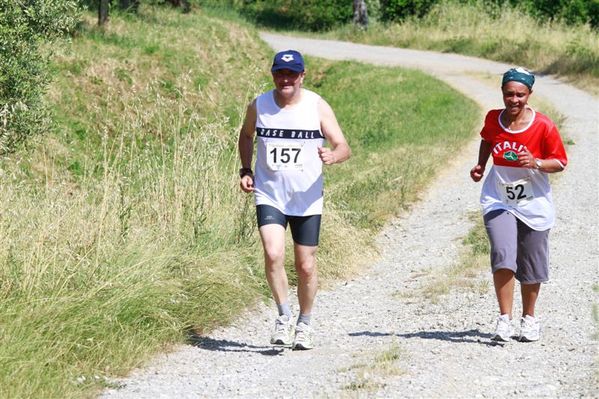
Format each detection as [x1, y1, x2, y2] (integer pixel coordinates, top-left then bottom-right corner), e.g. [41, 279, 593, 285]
[502, 81, 531, 116]
[272, 69, 304, 99]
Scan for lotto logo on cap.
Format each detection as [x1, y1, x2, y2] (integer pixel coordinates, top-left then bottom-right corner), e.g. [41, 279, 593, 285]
[271, 50, 305, 73]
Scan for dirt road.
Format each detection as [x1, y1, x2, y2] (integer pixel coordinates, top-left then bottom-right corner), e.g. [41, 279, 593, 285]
[102, 33, 598, 398]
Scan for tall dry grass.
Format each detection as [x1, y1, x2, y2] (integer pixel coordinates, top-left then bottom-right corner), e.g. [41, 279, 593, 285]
[0, 77, 267, 398]
[0, 8, 274, 398]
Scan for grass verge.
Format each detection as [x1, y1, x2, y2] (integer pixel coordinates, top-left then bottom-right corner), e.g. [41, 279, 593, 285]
[342, 342, 404, 392]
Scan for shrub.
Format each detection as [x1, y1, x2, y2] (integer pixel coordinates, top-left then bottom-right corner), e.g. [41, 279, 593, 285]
[199, 0, 354, 31]
[0, 0, 80, 154]
[378, 0, 599, 28]
[380, 0, 437, 21]
[511, 0, 592, 26]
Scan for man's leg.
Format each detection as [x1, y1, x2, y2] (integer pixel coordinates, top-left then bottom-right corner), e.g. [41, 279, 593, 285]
[293, 243, 318, 317]
[287, 213, 320, 350]
[259, 223, 295, 346]
[291, 243, 318, 350]
[258, 223, 288, 305]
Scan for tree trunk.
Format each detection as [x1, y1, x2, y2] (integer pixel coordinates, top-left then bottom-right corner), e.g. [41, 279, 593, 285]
[98, 0, 109, 25]
[353, 0, 368, 28]
[166, 0, 191, 13]
[181, 0, 191, 13]
[119, 0, 140, 13]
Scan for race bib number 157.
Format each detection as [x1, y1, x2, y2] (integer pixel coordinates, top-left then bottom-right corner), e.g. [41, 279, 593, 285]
[266, 142, 304, 171]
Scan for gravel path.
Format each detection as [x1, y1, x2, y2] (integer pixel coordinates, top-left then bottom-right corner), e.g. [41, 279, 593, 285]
[101, 34, 598, 398]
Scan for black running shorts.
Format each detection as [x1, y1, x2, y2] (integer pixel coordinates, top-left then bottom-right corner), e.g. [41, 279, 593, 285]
[256, 204, 321, 246]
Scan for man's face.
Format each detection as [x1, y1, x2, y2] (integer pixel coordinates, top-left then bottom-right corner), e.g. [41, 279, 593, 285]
[272, 69, 304, 97]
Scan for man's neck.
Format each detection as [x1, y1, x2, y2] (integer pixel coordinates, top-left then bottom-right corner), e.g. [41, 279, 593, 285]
[274, 88, 302, 108]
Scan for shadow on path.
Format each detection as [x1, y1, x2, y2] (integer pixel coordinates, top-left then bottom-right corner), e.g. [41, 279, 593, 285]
[349, 329, 500, 347]
[187, 335, 285, 356]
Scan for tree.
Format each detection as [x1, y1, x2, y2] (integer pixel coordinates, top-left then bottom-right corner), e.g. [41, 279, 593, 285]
[99, 0, 109, 25]
[353, 0, 369, 28]
[166, 0, 191, 13]
[0, 0, 80, 154]
[119, 0, 141, 12]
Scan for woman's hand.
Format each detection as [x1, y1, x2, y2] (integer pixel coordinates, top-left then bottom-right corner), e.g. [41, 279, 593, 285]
[517, 149, 537, 169]
[470, 164, 485, 182]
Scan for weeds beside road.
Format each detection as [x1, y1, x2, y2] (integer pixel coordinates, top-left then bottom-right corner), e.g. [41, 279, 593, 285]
[320, 2, 599, 95]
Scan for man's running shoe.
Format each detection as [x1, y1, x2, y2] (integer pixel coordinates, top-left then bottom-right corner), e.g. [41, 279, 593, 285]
[519, 315, 541, 342]
[292, 322, 314, 350]
[270, 315, 294, 346]
[491, 314, 515, 342]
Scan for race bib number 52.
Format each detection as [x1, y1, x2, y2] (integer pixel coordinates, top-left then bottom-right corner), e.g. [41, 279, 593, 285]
[266, 142, 304, 171]
[500, 178, 534, 206]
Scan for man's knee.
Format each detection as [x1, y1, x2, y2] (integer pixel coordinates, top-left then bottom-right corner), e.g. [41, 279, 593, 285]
[295, 257, 316, 279]
[264, 246, 285, 265]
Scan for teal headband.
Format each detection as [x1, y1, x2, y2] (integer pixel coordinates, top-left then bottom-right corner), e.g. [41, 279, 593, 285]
[502, 67, 535, 90]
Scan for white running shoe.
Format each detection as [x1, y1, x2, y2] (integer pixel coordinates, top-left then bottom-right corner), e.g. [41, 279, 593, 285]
[270, 315, 294, 346]
[292, 322, 314, 350]
[519, 315, 541, 342]
[492, 314, 515, 342]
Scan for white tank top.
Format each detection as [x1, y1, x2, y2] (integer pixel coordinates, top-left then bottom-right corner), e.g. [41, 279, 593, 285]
[254, 89, 325, 216]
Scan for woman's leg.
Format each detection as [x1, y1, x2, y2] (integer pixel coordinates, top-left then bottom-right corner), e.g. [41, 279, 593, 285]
[484, 210, 518, 318]
[494, 268, 516, 316]
[521, 283, 541, 317]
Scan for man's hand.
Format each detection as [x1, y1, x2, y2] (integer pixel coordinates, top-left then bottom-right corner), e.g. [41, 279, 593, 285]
[240, 175, 254, 193]
[318, 146, 337, 165]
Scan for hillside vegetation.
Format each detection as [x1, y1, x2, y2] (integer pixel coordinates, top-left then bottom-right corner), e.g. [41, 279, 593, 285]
[325, 2, 599, 92]
[207, 0, 599, 94]
[0, 5, 480, 398]
[1, 8, 271, 398]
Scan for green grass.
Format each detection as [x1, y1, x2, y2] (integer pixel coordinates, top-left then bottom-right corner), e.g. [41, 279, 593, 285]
[317, 2, 599, 95]
[0, 5, 480, 398]
[343, 342, 404, 392]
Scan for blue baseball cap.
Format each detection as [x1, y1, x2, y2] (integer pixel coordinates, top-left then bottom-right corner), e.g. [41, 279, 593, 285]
[271, 50, 305, 73]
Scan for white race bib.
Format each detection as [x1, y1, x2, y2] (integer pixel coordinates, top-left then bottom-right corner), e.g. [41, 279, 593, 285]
[266, 142, 304, 171]
[500, 178, 534, 206]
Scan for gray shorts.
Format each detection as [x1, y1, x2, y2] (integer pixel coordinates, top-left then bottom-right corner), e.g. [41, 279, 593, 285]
[483, 209, 550, 284]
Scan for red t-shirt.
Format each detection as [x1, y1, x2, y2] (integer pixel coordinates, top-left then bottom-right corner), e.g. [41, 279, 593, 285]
[478, 108, 568, 230]
[481, 109, 568, 168]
